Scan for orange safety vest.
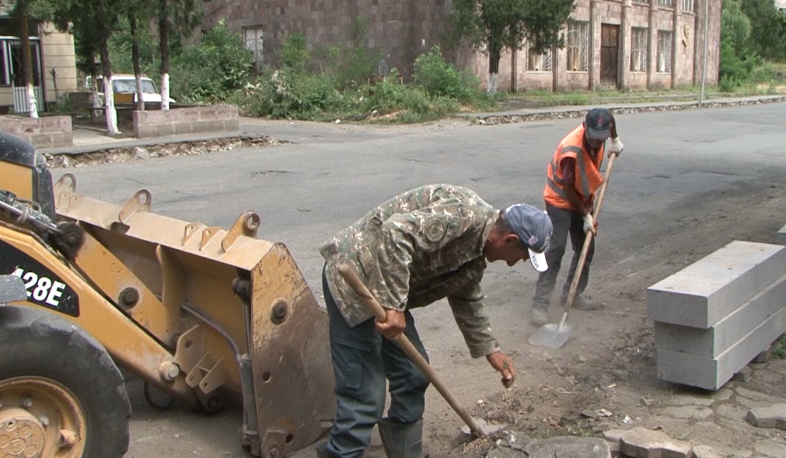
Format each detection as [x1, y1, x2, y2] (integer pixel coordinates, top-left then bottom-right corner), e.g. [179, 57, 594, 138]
[543, 125, 605, 211]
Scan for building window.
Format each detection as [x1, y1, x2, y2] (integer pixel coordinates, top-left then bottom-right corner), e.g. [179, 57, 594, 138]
[243, 26, 264, 71]
[527, 46, 552, 72]
[566, 21, 589, 72]
[632, 0, 649, 4]
[657, 31, 672, 73]
[630, 28, 648, 72]
[682, 0, 694, 13]
[658, 0, 674, 7]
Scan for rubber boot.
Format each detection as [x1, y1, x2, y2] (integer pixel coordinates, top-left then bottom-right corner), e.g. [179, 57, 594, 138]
[377, 418, 423, 458]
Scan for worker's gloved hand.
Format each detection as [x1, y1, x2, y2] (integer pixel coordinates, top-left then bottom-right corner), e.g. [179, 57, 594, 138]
[376, 309, 406, 340]
[582, 213, 597, 235]
[486, 351, 516, 388]
[608, 136, 624, 157]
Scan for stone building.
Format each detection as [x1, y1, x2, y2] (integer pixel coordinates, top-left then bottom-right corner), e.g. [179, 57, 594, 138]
[201, 0, 722, 92]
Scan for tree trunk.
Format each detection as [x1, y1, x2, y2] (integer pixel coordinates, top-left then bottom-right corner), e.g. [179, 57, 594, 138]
[89, 60, 100, 109]
[130, 16, 144, 111]
[487, 45, 501, 94]
[99, 36, 120, 135]
[159, 0, 170, 110]
[17, 1, 38, 119]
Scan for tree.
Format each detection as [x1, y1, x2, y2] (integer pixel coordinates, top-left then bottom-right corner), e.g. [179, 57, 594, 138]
[719, 0, 758, 85]
[158, 0, 203, 110]
[740, 0, 786, 60]
[10, 0, 40, 118]
[45, 0, 122, 134]
[449, 0, 574, 93]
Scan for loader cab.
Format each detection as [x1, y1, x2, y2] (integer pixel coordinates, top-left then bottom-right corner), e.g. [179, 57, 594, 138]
[0, 131, 56, 220]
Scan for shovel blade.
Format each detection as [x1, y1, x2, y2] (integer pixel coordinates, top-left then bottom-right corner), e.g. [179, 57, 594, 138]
[529, 322, 574, 349]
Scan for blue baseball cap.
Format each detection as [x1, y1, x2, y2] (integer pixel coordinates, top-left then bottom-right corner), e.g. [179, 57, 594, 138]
[503, 204, 552, 272]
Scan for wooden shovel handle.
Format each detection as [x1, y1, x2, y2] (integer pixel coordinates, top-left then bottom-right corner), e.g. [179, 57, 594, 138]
[338, 264, 486, 437]
[562, 153, 617, 315]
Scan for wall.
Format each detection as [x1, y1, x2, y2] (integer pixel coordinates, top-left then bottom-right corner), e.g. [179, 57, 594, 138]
[203, 0, 722, 92]
[40, 23, 77, 106]
[133, 105, 239, 139]
[202, 0, 452, 80]
[0, 115, 73, 148]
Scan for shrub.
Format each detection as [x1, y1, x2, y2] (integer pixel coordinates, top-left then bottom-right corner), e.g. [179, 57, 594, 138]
[413, 46, 474, 102]
[169, 20, 253, 103]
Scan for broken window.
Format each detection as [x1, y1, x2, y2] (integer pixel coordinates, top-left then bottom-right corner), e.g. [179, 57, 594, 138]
[566, 21, 589, 72]
[657, 30, 672, 73]
[630, 28, 648, 72]
[243, 26, 264, 72]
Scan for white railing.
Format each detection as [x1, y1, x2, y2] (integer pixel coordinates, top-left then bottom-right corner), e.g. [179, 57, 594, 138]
[12, 85, 44, 114]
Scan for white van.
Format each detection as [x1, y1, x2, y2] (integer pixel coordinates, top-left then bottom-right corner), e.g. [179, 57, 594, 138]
[89, 74, 176, 105]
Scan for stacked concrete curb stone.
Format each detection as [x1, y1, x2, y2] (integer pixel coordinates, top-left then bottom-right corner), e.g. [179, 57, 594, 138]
[647, 241, 786, 390]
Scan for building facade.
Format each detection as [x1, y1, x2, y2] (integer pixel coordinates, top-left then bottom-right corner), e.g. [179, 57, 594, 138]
[202, 0, 722, 92]
[0, 2, 78, 113]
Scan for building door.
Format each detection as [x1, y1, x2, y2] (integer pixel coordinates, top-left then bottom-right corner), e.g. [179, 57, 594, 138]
[600, 24, 619, 88]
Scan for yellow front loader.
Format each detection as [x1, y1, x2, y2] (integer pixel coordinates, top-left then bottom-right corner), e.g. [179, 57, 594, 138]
[0, 131, 334, 458]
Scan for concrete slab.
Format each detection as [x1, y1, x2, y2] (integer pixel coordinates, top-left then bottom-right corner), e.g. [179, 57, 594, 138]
[656, 303, 786, 390]
[654, 273, 786, 357]
[647, 241, 786, 329]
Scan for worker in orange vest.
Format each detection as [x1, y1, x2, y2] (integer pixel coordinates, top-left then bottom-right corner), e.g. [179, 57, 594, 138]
[530, 108, 623, 326]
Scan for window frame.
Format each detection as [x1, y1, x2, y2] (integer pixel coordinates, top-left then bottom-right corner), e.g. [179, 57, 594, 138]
[656, 30, 673, 74]
[566, 20, 589, 73]
[630, 28, 648, 73]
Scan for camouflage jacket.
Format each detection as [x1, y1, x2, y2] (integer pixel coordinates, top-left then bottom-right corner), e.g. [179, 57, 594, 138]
[320, 184, 500, 358]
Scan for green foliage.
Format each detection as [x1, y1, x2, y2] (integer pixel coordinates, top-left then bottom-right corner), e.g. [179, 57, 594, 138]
[449, 0, 575, 77]
[719, 0, 759, 88]
[413, 46, 474, 102]
[773, 335, 786, 359]
[741, 0, 786, 60]
[168, 21, 253, 102]
[278, 33, 311, 73]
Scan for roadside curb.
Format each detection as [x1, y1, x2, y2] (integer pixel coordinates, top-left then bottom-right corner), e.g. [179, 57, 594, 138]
[464, 95, 786, 125]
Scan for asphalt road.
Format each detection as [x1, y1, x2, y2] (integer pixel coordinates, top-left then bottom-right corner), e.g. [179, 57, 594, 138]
[53, 102, 786, 457]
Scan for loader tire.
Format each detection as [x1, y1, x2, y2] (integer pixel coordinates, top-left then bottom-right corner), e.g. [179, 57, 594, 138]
[0, 305, 131, 458]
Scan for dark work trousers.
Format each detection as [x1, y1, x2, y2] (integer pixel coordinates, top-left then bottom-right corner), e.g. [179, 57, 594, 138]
[323, 267, 430, 458]
[532, 204, 595, 310]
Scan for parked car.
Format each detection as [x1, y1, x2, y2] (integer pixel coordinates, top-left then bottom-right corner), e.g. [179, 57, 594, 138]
[87, 74, 176, 106]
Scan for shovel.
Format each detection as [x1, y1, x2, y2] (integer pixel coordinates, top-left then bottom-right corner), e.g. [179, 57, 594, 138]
[529, 153, 618, 349]
[338, 264, 491, 437]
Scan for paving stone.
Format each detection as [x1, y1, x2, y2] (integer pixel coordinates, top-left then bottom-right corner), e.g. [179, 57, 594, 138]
[735, 387, 784, 404]
[715, 403, 749, 423]
[733, 395, 772, 410]
[776, 223, 786, 246]
[662, 406, 714, 420]
[656, 304, 786, 390]
[693, 444, 723, 458]
[753, 439, 786, 457]
[619, 428, 693, 458]
[746, 404, 786, 430]
[733, 366, 754, 382]
[525, 436, 611, 458]
[654, 274, 786, 357]
[753, 347, 773, 363]
[647, 241, 786, 328]
[712, 388, 734, 401]
[603, 429, 627, 444]
[662, 394, 715, 407]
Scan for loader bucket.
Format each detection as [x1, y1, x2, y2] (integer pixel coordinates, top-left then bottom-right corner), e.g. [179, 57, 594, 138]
[52, 174, 334, 457]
